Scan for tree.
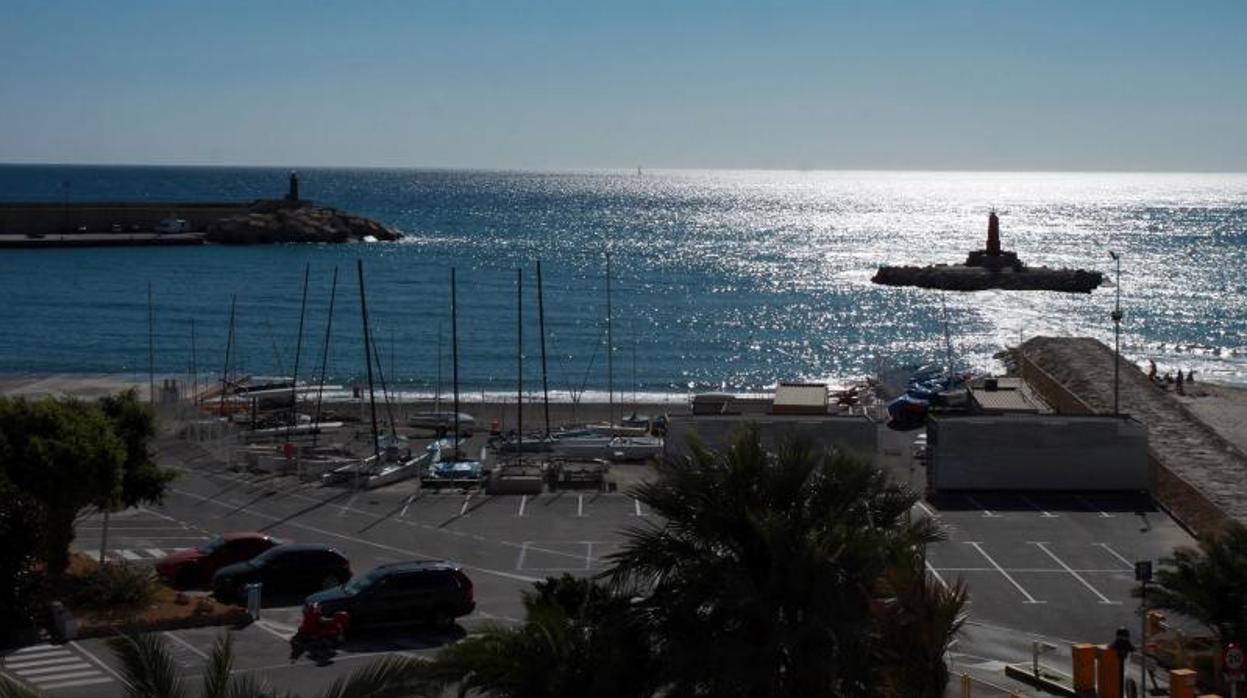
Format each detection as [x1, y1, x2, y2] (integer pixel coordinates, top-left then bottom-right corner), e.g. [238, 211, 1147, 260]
[0, 479, 45, 648]
[0, 393, 174, 579]
[605, 428, 944, 698]
[1137, 522, 1247, 644]
[874, 552, 968, 697]
[413, 574, 656, 698]
[100, 390, 175, 508]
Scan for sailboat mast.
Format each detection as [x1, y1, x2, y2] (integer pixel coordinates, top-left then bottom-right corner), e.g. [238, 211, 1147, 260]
[190, 317, 198, 405]
[537, 260, 551, 438]
[451, 268, 460, 446]
[287, 263, 310, 442]
[516, 267, 523, 457]
[605, 251, 614, 430]
[941, 294, 953, 377]
[435, 324, 443, 414]
[311, 267, 338, 447]
[357, 260, 381, 464]
[219, 294, 237, 416]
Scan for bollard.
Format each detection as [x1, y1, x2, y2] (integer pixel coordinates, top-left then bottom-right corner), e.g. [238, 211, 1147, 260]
[245, 582, 262, 620]
[1096, 645, 1121, 698]
[960, 673, 971, 697]
[1073, 643, 1097, 694]
[1168, 668, 1198, 698]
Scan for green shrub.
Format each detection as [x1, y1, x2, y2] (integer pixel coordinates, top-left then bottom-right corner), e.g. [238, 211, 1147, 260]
[72, 562, 157, 611]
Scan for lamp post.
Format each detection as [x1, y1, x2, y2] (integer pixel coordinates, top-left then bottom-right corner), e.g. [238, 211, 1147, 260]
[1111, 626, 1135, 698]
[1109, 251, 1123, 416]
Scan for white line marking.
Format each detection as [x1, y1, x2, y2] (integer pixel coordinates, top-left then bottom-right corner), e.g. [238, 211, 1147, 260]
[11, 643, 60, 654]
[28, 670, 105, 684]
[584, 541, 594, 570]
[577, 493, 584, 517]
[6, 656, 80, 669]
[168, 487, 539, 583]
[965, 542, 1043, 604]
[460, 494, 471, 516]
[633, 498, 643, 517]
[517, 495, 528, 517]
[146, 548, 168, 558]
[1020, 495, 1058, 518]
[36, 677, 115, 690]
[252, 620, 294, 642]
[82, 536, 207, 541]
[15, 663, 92, 677]
[924, 559, 950, 590]
[1032, 542, 1119, 604]
[914, 501, 936, 517]
[1077, 495, 1114, 517]
[517, 542, 530, 571]
[930, 567, 1131, 573]
[339, 491, 360, 517]
[1095, 542, 1134, 568]
[79, 526, 188, 531]
[119, 550, 143, 561]
[163, 631, 210, 661]
[399, 494, 414, 518]
[68, 641, 129, 688]
[964, 494, 999, 517]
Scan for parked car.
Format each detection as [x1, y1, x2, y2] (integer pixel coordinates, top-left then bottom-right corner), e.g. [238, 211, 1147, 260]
[156, 532, 285, 587]
[156, 218, 188, 234]
[212, 544, 351, 601]
[303, 561, 475, 635]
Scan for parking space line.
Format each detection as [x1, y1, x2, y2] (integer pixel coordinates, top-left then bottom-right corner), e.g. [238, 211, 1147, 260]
[399, 494, 415, 518]
[914, 501, 936, 518]
[164, 631, 210, 661]
[584, 542, 594, 570]
[633, 498, 643, 517]
[5, 656, 86, 670]
[1077, 496, 1114, 518]
[11, 644, 56, 654]
[577, 494, 585, 517]
[965, 542, 1044, 604]
[460, 494, 472, 517]
[118, 550, 143, 561]
[924, 559, 949, 590]
[1095, 542, 1134, 568]
[15, 663, 92, 677]
[339, 491, 361, 517]
[254, 619, 295, 642]
[1020, 495, 1058, 518]
[963, 494, 999, 518]
[1031, 542, 1119, 605]
[517, 542, 530, 571]
[517, 495, 528, 517]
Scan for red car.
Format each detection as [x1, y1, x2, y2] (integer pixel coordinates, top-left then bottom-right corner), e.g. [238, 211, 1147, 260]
[156, 532, 285, 587]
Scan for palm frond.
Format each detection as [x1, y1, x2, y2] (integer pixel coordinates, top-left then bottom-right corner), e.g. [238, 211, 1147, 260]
[200, 633, 234, 698]
[107, 634, 189, 698]
[0, 676, 44, 698]
[315, 655, 432, 698]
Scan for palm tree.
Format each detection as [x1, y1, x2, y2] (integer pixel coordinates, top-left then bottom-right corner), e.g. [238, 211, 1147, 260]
[874, 552, 968, 697]
[412, 574, 655, 698]
[1137, 522, 1247, 644]
[606, 427, 944, 698]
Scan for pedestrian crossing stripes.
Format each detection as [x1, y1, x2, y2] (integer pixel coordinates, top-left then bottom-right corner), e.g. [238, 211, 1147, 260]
[76, 547, 191, 562]
[2, 644, 113, 690]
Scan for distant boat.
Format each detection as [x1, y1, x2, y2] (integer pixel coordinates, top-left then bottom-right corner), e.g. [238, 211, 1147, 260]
[407, 411, 475, 434]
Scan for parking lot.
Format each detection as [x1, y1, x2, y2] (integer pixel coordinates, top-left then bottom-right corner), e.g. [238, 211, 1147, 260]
[0, 430, 1199, 696]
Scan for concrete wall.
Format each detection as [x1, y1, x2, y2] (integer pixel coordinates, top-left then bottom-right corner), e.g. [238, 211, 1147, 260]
[664, 415, 878, 461]
[927, 414, 1148, 491]
[0, 202, 251, 234]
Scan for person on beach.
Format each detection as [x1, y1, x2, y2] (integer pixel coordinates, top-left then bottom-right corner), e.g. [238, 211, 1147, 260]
[1176, 370, 1185, 394]
[1148, 360, 1157, 382]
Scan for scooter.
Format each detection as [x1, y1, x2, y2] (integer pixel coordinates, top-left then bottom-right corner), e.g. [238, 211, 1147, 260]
[289, 603, 350, 665]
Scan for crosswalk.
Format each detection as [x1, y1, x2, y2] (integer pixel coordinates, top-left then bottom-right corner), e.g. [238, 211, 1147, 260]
[1, 643, 114, 691]
[76, 547, 191, 563]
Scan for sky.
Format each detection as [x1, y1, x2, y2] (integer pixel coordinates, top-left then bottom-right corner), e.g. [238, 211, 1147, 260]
[1, 1, 1245, 171]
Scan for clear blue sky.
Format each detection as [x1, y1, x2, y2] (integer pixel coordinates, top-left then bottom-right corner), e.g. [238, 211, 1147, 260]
[2, 1, 1244, 171]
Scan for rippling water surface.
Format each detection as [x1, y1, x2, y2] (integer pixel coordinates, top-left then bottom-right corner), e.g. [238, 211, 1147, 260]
[1, 165, 1244, 395]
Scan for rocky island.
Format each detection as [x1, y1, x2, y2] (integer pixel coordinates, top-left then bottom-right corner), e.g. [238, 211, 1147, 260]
[0, 172, 402, 248]
[871, 212, 1103, 293]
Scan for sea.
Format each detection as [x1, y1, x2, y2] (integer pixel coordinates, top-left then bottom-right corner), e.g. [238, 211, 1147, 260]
[1, 165, 1244, 400]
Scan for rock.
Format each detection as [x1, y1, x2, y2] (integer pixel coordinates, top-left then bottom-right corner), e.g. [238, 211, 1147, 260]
[204, 202, 402, 245]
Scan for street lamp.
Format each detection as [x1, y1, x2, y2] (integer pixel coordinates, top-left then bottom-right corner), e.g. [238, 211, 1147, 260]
[1109, 251, 1123, 416]
[1111, 626, 1135, 698]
